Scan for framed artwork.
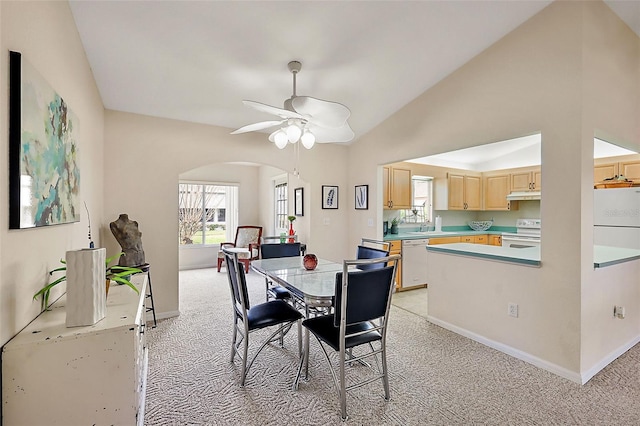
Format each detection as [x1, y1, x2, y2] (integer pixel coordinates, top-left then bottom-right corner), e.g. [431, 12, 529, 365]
[294, 187, 304, 216]
[355, 185, 368, 210]
[322, 185, 339, 209]
[9, 51, 80, 229]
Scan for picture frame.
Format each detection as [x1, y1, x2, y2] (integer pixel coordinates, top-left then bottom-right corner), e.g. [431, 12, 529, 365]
[322, 185, 339, 209]
[355, 185, 368, 210]
[9, 51, 81, 229]
[294, 187, 304, 216]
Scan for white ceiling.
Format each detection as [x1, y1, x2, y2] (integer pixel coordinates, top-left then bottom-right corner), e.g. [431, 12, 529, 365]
[407, 136, 638, 172]
[68, 1, 639, 146]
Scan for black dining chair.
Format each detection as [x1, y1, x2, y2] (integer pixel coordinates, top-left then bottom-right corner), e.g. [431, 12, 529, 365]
[294, 254, 400, 420]
[260, 242, 302, 302]
[355, 245, 390, 270]
[223, 248, 303, 387]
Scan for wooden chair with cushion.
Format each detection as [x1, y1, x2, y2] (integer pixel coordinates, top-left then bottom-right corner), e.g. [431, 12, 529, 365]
[217, 226, 263, 273]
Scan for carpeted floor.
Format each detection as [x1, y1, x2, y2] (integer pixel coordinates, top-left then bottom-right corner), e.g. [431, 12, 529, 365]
[144, 268, 640, 425]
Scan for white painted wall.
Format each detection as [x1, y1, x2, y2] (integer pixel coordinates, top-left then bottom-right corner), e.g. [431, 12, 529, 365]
[349, 0, 640, 380]
[103, 110, 350, 317]
[0, 1, 105, 346]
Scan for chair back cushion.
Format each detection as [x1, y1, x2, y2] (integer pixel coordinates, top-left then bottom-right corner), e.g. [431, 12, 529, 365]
[333, 266, 394, 327]
[355, 245, 390, 270]
[261, 243, 302, 259]
[224, 250, 250, 311]
[235, 226, 262, 248]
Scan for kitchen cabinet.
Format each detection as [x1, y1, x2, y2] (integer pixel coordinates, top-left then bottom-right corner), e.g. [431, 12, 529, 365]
[619, 160, 640, 183]
[489, 235, 502, 246]
[428, 236, 461, 245]
[447, 173, 482, 210]
[2, 277, 148, 426]
[593, 154, 640, 184]
[594, 162, 618, 183]
[389, 240, 402, 289]
[483, 173, 518, 211]
[510, 167, 541, 192]
[383, 166, 412, 209]
[461, 235, 488, 244]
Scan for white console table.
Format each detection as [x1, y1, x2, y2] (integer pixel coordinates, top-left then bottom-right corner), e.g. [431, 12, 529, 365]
[2, 275, 148, 426]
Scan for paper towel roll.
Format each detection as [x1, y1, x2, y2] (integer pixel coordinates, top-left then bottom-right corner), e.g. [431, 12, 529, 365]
[435, 216, 442, 232]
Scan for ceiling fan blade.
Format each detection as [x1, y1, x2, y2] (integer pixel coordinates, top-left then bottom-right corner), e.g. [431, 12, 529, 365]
[307, 122, 355, 143]
[291, 96, 351, 128]
[230, 120, 284, 135]
[243, 100, 304, 120]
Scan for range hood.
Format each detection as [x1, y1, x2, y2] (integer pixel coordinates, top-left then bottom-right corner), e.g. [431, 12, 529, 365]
[506, 191, 541, 201]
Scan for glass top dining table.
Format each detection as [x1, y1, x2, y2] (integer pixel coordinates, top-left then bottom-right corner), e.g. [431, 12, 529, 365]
[250, 257, 342, 306]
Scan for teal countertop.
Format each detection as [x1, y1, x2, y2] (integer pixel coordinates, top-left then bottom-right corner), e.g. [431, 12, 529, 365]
[425, 243, 640, 268]
[594, 245, 640, 268]
[426, 243, 541, 266]
[384, 226, 515, 241]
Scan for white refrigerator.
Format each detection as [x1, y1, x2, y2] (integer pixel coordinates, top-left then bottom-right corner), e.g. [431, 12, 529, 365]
[593, 187, 640, 249]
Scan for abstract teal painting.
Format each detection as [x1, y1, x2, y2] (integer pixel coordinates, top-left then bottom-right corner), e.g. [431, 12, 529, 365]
[9, 51, 80, 229]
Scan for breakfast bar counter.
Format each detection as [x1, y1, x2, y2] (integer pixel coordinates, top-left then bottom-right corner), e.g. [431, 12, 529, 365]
[426, 243, 640, 268]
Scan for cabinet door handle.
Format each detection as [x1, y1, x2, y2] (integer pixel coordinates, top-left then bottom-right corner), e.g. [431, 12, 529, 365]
[507, 202, 510, 210]
[390, 201, 393, 208]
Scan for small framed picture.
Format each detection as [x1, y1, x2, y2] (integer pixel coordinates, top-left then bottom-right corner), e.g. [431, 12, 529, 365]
[355, 185, 368, 210]
[294, 187, 304, 216]
[322, 185, 339, 209]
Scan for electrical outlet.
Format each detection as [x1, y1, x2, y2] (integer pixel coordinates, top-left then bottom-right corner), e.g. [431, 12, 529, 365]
[508, 303, 518, 318]
[367, 218, 374, 227]
[615, 306, 626, 319]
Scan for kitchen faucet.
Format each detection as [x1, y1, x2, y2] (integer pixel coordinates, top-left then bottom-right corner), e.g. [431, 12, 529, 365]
[419, 222, 427, 232]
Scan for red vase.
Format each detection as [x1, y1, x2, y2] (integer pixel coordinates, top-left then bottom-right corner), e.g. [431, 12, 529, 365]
[303, 254, 318, 270]
[288, 222, 295, 243]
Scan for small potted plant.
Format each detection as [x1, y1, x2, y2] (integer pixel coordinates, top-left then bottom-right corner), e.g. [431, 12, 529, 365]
[34, 252, 141, 311]
[390, 217, 399, 234]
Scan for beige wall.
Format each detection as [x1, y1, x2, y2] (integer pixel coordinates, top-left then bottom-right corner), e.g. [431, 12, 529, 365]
[0, 1, 105, 346]
[103, 110, 350, 316]
[1, 0, 638, 383]
[350, 0, 640, 381]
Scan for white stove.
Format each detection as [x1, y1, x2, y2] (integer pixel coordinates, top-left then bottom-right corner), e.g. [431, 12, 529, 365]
[502, 218, 541, 248]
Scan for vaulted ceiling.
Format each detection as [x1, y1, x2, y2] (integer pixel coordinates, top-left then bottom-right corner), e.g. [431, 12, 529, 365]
[69, 1, 639, 145]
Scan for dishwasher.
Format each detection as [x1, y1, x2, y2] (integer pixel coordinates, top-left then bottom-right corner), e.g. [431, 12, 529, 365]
[401, 239, 429, 288]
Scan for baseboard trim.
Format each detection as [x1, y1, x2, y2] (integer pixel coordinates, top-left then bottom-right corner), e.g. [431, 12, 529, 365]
[427, 315, 583, 384]
[580, 334, 640, 384]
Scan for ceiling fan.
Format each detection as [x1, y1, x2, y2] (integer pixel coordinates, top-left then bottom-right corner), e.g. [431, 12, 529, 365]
[231, 61, 354, 149]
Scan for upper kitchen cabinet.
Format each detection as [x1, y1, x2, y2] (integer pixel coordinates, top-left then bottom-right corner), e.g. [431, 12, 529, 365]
[383, 166, 412, 209]
[447, 173, 482, 210]
[510, 167, 541, 192]
[483, 172, 518, 211]
[594, 154, 640, 184]
[619, 159, 640, 183]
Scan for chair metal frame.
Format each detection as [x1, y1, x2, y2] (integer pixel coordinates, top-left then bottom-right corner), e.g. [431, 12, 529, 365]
[294, 254, 400, 420]
[223, 249, 302, 387]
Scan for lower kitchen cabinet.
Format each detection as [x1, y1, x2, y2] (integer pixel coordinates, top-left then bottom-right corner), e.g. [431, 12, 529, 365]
[2, 276, 148, 426]
[489, 235, 502, 246]
[389, 240, 402, 289]
[428, 236, 461, 245]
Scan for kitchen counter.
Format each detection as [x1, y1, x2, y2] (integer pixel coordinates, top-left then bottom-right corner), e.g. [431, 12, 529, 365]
[426, 242, 640, 268]
[384, 226, 515, 241]
[426, 242, 541, 266]
[594, 245, 640, 268]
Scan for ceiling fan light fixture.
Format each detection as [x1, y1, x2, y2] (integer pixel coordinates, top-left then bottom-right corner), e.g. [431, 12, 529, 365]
[301, 129, 316, 149]
[286, 123, 302, 143]
[274, 130, 288, 149]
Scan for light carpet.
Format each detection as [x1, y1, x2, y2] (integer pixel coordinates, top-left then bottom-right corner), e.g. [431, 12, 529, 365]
[144, 268, 640, 425]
